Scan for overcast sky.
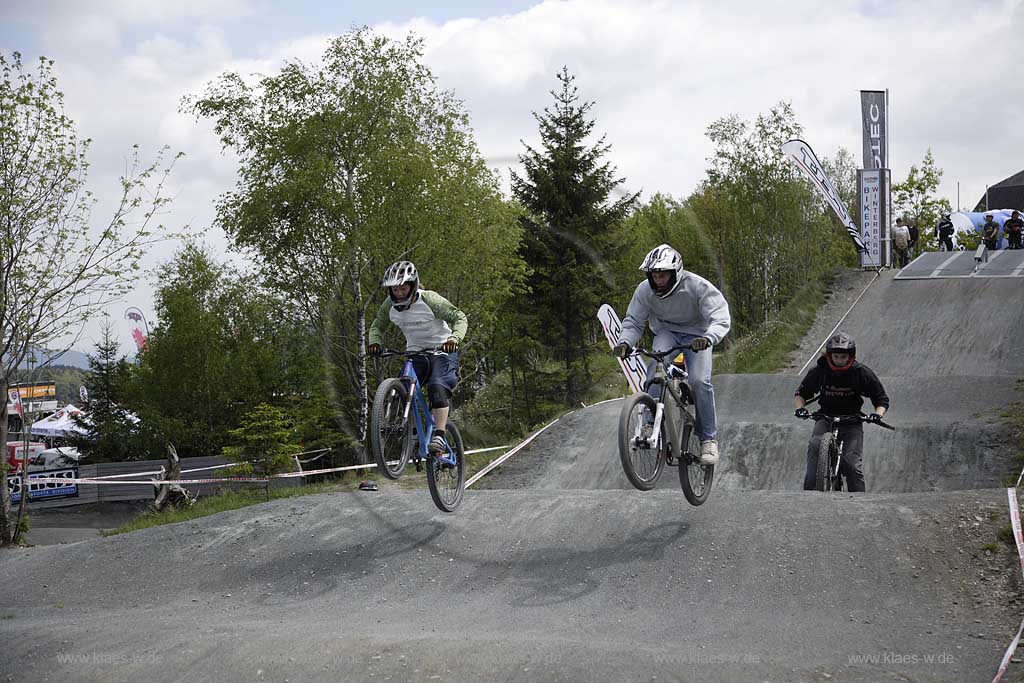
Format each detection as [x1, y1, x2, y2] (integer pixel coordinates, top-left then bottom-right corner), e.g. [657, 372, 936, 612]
[3, 0, 1022, 353]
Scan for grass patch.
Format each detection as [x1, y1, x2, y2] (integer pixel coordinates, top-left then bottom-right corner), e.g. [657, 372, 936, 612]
[714, 273, 834, 374]
[999, 525, 1015, 547]
[105, 480, 364, 536]
[1, 614, 13, 620]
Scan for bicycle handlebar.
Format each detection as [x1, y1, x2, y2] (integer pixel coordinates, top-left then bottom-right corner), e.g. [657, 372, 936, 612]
[629, 343, 706, 360]
[376, 347, 449, 359]
[798, 411, 895, 431]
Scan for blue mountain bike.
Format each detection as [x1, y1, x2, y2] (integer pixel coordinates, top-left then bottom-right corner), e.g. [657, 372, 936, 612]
[369, 349, 466, 512]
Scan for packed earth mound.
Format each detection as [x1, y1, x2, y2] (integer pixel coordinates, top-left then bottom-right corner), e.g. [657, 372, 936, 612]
[2, 266, 1023, 682]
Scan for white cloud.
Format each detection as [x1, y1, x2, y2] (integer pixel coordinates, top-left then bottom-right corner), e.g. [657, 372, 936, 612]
[7, 0, 1024, 350]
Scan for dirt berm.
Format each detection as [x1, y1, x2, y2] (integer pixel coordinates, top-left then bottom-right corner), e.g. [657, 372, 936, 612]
[1, 267, 1022, 682]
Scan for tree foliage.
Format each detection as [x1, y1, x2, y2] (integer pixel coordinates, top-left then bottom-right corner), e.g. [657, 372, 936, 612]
[511, 67, 637, 403]
[186, 28, 523, 459]
[69, 321, 151, 462]
[0, 51, 180, 546]
[684, 102, 855, 336]
[221, 403, 298, 477]
[892, 149, 952, 247]
[129, 245, 336, 460]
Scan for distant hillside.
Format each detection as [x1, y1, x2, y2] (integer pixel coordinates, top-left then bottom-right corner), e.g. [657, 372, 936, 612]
[8, 348, 92, 370]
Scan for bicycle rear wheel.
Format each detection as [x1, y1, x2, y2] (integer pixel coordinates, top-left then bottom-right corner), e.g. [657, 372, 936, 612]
[814, 433, 835, 492]
[617, 393, 666, 490]
[370, 378, 414, 479]
[678, 412, 714, 506]
[427, 421, 466, 512]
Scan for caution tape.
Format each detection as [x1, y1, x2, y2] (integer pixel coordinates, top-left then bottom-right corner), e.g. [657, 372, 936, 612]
[993, 487, 1024, 682]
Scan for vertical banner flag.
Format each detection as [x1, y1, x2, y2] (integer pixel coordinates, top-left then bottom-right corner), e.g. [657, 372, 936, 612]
[860, 90, 887, 170]
[857, 169, 889, 268]
[781, 139, 868, 255]
[124, 307, 149, 352]
[8, 388, 24, 420]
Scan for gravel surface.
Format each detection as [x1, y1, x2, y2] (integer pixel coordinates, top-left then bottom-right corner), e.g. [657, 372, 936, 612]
[4, 267, 1024, 682]
[1, 488, 1020, 682]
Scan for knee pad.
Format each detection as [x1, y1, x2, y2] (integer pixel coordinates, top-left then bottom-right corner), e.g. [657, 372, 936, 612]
[428, 384, 451, 408]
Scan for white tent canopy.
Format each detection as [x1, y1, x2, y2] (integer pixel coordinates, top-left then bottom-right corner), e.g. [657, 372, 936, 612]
[30, 404, 88, 438]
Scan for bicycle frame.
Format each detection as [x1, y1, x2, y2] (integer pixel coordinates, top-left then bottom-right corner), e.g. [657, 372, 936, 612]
[387, 351, 456, 465]
[633, 348, 696, 461]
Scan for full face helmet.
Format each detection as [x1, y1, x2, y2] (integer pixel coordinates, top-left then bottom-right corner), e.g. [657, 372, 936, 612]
[639, 244, 685, 298]
[381, 261, 419, 307]
[824, 331, 856, 372]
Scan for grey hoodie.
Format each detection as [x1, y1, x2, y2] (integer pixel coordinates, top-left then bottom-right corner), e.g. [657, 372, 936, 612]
[617, 272, 731, 347]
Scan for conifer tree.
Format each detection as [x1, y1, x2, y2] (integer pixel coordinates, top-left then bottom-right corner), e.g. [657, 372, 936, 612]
[512, 67, 637, 403]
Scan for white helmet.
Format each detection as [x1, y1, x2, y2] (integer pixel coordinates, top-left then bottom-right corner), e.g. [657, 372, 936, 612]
[639, 244, 684, 298]
[382, 261, 419, 307]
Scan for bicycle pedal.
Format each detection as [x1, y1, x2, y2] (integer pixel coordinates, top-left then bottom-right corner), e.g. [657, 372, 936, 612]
[414, 460, 423, 472]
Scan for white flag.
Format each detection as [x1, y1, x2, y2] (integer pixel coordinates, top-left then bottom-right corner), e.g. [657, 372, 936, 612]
[781, 139, 868, 254]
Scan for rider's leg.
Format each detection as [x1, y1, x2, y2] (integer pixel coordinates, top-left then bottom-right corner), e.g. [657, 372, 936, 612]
[837, 423, 866, 492]
[682, 341, 717, 442]
[426, 352, 460, 454]
[803, 419, 831, 490]
[644, 331, 679, 402]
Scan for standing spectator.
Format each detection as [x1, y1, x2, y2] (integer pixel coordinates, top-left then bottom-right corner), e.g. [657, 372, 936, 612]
[1005, 210, 1024, 250]
[982, 214, 1000, 251]
[892, 218, 911, 267]
[907, 218, 920, 258]
[936, 214, 955, 252]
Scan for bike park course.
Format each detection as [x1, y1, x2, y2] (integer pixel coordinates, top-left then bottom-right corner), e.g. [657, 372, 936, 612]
[2, 253, 1023, 682]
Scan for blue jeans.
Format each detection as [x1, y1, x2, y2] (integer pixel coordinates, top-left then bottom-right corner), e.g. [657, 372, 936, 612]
[645, 331, 717, 441]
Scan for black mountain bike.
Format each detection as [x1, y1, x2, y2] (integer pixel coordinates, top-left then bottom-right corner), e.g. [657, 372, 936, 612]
[616, 345, 713, 506]
[797, 410, 894, 491]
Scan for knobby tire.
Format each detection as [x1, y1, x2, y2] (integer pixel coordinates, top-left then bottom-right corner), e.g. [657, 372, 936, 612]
[427, 421, 466, 513]
[617, 392, 666, 490]
[370, 378, 414, 479]
[678, 410, 713, 506]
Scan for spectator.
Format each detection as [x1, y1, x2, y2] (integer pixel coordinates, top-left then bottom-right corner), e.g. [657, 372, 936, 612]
[1005, 210, 1024, 250]
[907, 219, 920, 258]
[936, 214, 955, 252]
[982, 213, 1000, 251]
[892, 218, 911, 268]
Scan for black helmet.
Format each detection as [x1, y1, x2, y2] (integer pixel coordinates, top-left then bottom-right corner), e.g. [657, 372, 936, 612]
[824, 332, 856, 372]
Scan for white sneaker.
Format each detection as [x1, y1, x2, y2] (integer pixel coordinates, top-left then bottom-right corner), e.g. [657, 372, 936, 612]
[699, 439, 719, 466]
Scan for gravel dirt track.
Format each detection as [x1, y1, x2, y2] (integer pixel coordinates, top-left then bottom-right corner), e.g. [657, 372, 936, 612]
[3, 266, 1024, 682]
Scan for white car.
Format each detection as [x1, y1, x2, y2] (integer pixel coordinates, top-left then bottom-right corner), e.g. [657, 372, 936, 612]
[28, 447, 81, 471]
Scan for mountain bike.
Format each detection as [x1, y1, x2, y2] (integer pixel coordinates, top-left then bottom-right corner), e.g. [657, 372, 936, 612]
[369, 349, 465, 512]
[797, 410, 894, 491]
[616, 345, 713, 506]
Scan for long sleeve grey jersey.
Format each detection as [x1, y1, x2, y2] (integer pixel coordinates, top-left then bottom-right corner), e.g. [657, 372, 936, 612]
[617, 272, 732, 347]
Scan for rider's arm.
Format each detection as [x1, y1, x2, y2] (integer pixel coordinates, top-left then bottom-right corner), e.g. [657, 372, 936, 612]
[618, 282, 651, 348]
[367, 299, 394, 346]
[698, 279, 731, 345]
[859, 365, 890, 417]
[420, 290, 468, 342]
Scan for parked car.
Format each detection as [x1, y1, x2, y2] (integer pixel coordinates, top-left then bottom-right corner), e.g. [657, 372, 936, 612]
[28, 447, 81, 471]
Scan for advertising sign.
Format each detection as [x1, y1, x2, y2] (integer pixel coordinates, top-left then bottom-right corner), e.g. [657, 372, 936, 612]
[9, 467, 79, 503]
[860, 90, 888, 169]
[858, 168, 891, 268]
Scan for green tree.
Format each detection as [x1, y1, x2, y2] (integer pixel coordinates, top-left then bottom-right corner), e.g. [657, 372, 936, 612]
[186, 28, 523, 460]
[131, 245, 334, 459]
[0, 52, 180, 546]
[221, 403, 298, 477]
[892, 149, 952, 249]
[511, 67, 637, 403]
[69, 321, 150, 462]
[691, 102, 852, 336]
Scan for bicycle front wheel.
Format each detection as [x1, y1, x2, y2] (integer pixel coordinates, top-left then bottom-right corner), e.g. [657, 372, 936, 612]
[617, 393, 666, 490]
[678, 412, 714, 506]
[814, 433, 835, 492]
[370, 378, 414, 479]
[427, 421, 466, 513]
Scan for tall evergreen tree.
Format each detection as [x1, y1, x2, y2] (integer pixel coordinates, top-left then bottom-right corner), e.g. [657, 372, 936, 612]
[71, 321, 146, 462]
[511, 67, 637, 403]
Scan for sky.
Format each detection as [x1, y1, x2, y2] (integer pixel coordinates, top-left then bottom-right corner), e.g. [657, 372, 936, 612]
[2, 0, 1022, 354]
